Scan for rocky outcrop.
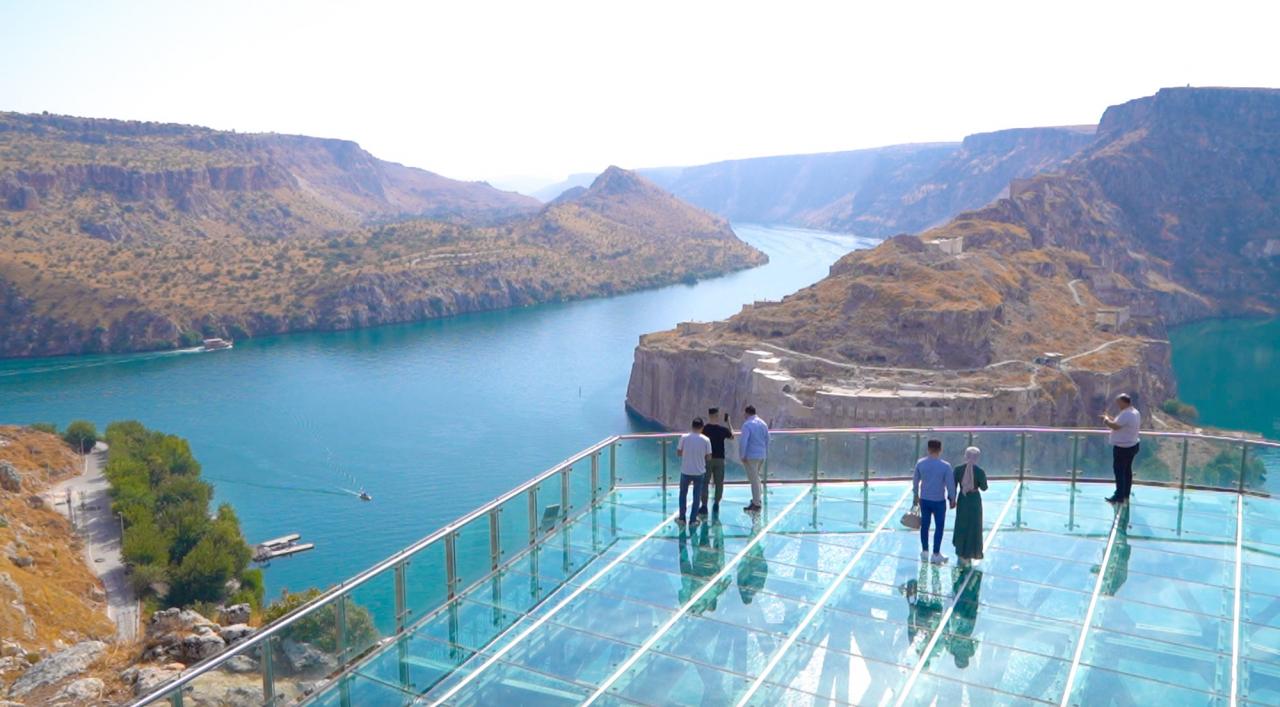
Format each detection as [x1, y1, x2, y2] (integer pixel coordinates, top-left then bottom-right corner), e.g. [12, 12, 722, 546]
[627, 88, 1279, 430]
[0, 463, 19, 493]
[216, 603, 251, 626]
[7, 640, 105, 698]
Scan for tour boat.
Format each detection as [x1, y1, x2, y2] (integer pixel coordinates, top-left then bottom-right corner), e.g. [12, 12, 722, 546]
[201, 337, 233, 351]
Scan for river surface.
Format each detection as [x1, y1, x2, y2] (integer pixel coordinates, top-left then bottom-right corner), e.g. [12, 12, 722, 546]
[1169, 316, 1280, 440]
[0, 224, 875, 594]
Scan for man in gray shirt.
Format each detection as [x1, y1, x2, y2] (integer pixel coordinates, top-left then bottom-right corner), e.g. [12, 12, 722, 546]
[913, 439, 957, 564]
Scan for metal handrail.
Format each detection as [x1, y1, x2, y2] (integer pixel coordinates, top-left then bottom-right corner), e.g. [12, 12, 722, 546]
[133, 425, 1276, 706]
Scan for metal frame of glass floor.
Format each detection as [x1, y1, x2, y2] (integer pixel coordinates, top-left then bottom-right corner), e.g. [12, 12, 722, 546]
[133, 427, 1280, 707]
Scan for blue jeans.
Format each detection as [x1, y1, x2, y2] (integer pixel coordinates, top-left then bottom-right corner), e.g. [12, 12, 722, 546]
[919, 498, 947, 553]
[679, 473, 706, 524]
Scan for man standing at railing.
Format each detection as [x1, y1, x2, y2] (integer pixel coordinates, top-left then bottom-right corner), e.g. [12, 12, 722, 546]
[676, 417, 712, 528]
[1102, 393, 1141, 504]
[739, 405, 770, 513]
[699, 407, 733, 519]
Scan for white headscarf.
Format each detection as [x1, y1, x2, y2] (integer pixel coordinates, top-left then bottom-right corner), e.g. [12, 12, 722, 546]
[961, 446, 981, 494]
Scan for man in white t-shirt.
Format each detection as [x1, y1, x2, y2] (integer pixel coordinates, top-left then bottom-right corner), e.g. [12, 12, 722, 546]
[1102, 393, 1141, 504]
[676, 418, 712, 528]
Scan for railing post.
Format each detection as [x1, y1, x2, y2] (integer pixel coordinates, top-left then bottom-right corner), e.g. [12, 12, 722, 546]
[812, 434, 820, 484]
[1018, 432, 1027, 482]
[914, 433, 922, 462]
[488, 508, 501, 570]
[967, 431, 974, 447]
[1239, 444, 1250, 494]
[527, 487, 538, 544]
[661, 439, 669, 494]
[1070, 434, 1080, 486]
[169, 688, 183, 707]
[1179, 438, 1189, 490]
[335, 593, 348, 663]
[394, 560, 407, 632]
[591, 452, 600, 501]
[560, 466, 570, 514]
[444, 532, 458, 600]
[261, 635, 276, 705]
[609, 442, 617, 489]
[862, 433, 871, 487]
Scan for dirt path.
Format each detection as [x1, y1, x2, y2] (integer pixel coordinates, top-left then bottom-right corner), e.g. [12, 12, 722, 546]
[48, 443, 139, 643]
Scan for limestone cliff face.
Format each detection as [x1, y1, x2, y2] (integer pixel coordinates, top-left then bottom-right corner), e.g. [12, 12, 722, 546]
[628, 88, 1277, 430]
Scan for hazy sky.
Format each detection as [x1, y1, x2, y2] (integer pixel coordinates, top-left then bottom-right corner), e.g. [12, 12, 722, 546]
[3, 1, 1278, 188]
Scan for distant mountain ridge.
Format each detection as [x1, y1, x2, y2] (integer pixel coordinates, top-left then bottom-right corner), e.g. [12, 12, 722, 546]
[0, 113, 763, 357]
[536, 126, 1093, 237]
[626, 87, 1280, 432]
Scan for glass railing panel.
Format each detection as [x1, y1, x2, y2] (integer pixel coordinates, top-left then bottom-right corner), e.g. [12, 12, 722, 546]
[454, 512, 493, 596]
[1076, 431, 1118, 483]
[1131, 433, 1179, 486]
[568, 456, 595, 516]
[403, 540, 448, 629]
[535, 471, 567, 539]
[817, 430, 868, 481]
[1021, 429, 1075, 480]
[342, 568, 397, 659]
[869, 430, 919, 479]
[766, 432, 817, 482]
[971, 429, 1031, 479]
[613, 437, 666, 486]
[268, 604, 345, 701]
[497, 489, 533, 562]
[1184, 436, 1249, 491]
[1247, 442, 1280, 496]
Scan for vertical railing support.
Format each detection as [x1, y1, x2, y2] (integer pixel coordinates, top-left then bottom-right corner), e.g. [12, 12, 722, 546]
[394, 560, 408, 632]
[1070, 434, 1080, 486]
[591, 452, 600, 502]
[444, 533, 458, 600]
[967, 431, 974, 447]
[1018, 433, 1028, 482]
[812, 434, 821, 484]
[661, 439, 669, 494]
[1179, 438, 1189, 490]
[863, 433, 872, 487]
[335, 594, 347, 663]
[560, 466, 570, 515]
[527, 487, 538, 544]
[488, 508, 501, 571]
[609, 442, 617, 490]
[914, 433, 922, 462]
[1239, 444, 1250, 494]
[261, 635, 276, 706]
[169, 688, 184, 707]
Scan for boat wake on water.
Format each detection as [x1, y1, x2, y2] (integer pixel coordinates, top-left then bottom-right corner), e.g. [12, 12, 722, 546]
[205, 477, 353, 497]
[0, 346, 206, 378]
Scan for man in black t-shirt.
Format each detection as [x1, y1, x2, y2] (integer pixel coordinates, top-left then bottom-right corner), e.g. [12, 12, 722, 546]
[699, 407, 734, 518]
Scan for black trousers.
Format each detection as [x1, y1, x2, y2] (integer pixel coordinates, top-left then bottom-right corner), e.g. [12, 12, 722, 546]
[1113, 443, 1140, 499]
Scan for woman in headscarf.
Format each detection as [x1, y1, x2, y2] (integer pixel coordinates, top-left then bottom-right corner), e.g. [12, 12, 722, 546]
[952, 446, 988, 565]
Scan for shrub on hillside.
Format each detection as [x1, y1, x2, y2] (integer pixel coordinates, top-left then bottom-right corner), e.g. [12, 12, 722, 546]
[62, 420, 98, 452]
[1161, 399, 1200, 423]
[28, 422, 58, 435]
[262, 588, 378, 652]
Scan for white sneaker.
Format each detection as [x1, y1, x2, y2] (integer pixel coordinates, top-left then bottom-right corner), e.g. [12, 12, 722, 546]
[920, 550, 930, 561]
[931, 553, 948, 565]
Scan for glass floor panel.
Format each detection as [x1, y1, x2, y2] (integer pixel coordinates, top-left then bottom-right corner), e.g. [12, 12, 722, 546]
[301, 481, 1279, 705]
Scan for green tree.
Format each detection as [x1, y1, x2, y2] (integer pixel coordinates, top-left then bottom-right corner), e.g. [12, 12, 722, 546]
[122, 516, 170, 567]
[262, 589, 378, 652]
[62, 420, 98, 453]
[168, 533, 238, 606]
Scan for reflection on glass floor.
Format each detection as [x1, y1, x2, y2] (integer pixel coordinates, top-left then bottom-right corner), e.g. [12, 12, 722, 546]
[308, 481, 1280, 706]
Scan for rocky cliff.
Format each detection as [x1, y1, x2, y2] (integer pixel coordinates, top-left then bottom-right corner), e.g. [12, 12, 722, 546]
[0, 112, 764, 357]
[627, 88, 1280, 430]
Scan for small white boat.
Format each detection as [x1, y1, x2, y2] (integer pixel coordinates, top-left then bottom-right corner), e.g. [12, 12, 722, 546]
[358, 490, 372, 501]
[201, 337, 233, 351]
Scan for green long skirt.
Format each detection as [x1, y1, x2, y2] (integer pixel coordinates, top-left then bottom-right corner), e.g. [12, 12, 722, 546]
[952, 491, 984, 559]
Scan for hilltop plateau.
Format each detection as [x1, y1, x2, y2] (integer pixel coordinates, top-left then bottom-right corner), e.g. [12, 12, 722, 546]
[0, 114, 763, 357]
[627, 88, 1280, 431]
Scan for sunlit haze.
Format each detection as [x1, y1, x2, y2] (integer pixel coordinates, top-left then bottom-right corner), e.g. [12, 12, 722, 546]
[3, 0, 1278, 188]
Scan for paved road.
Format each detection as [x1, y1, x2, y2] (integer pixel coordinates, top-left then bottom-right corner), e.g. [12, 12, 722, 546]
[49, 443, 139, 643]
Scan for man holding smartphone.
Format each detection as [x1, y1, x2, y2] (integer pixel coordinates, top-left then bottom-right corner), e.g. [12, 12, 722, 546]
[699, 407, 733, 518]
[1101, 393, 1141, 504]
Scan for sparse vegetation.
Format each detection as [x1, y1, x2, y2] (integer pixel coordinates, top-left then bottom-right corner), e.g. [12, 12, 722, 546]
[261, 588, 378, 652]
[1161, 398, 1200, 423]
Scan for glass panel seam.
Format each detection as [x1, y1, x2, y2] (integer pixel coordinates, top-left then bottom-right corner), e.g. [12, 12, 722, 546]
[1231, 494, 1244, 706]
[737, 485, 914, 705]
[581, 488, 817, 705]
[1058, 500, 1125, 707]
[892, 481, 1024, 707]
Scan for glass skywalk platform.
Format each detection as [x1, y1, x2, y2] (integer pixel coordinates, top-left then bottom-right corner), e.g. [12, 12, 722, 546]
[133, 428, 1280, 707]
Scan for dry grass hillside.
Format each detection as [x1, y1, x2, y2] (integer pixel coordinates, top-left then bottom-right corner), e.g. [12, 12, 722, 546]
[0, 114, 764, 357]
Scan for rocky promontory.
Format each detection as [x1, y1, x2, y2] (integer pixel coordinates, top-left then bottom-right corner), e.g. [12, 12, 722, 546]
[628, 88, 1280, 429]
